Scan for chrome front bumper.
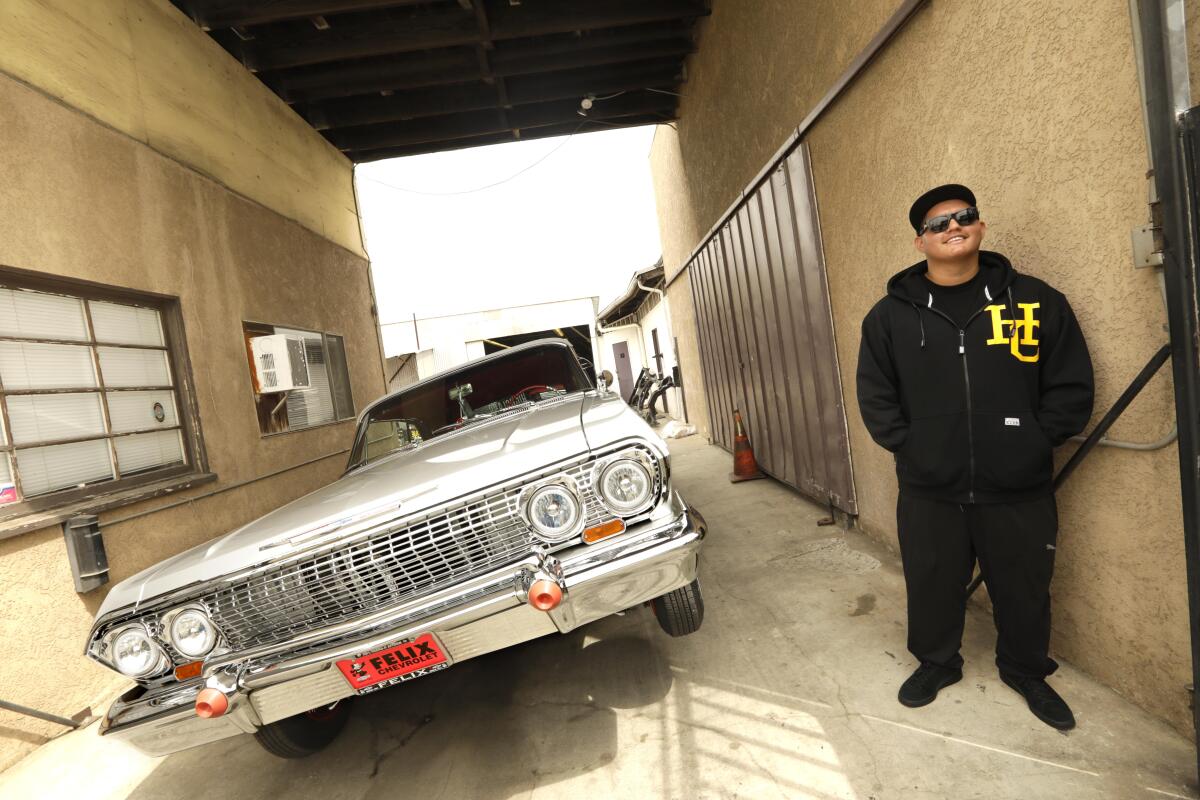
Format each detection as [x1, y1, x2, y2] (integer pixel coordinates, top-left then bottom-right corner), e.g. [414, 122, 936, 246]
[100, 498, 706, 757]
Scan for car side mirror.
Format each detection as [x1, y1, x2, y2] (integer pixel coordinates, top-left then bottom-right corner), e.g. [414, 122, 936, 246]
[598, 370, 614, 391]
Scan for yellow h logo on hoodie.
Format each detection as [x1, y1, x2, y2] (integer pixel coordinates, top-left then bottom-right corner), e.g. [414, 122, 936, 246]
[984, 303, 1040, 363]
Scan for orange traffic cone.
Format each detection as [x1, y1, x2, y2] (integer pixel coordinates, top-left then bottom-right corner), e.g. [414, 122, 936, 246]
[730, 408, 764, 483]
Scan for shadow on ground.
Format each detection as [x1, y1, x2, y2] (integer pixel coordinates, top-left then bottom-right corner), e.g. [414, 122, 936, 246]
[118, 436, 1199, 800]
[129, 618, 674, 800]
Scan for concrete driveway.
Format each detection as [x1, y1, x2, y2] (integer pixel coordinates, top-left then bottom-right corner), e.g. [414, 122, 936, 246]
[3, 434, 1197, 799]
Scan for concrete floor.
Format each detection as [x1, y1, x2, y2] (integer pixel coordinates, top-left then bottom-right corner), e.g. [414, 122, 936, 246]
[3, 434, 1198, 799]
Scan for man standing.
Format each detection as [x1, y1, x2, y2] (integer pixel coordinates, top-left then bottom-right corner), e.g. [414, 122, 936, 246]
[856, 184, 1093, 730]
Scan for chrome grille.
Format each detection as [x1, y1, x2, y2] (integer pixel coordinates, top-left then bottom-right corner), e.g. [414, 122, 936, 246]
[201, 458, 619, 651]
[88, 444, 665, 668]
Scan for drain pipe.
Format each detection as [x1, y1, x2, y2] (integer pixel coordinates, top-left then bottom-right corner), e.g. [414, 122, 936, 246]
[1111, 1, 1200, 778]
[637, 280, 675, 346]
[595, 319, 649, 379]
[637, 280, 675, 371]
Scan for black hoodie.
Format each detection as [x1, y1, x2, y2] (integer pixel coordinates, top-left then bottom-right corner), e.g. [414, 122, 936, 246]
[856, 251, 1093, 503]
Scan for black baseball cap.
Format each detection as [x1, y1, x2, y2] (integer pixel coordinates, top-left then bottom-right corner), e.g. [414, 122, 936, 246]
[909, 184, 977, 233]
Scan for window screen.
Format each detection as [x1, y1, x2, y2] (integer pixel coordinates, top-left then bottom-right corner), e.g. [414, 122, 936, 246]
[0, 285, 190, 507]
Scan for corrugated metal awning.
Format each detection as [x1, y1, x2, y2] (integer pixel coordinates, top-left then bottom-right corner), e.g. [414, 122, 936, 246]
[599, 261, 664, 324]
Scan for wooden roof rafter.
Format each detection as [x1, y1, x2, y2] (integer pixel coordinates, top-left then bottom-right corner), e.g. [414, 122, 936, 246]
[170, 0, 707, 159]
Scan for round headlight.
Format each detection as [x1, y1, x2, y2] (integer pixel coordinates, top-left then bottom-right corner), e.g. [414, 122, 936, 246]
[168, 608, 218, 658]
[111, 627, 165, 678]
[526, 484, 582, 541]
[598, 459, 653, 515]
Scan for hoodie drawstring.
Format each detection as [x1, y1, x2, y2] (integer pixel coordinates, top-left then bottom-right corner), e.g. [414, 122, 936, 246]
[912, 304, 926, 349]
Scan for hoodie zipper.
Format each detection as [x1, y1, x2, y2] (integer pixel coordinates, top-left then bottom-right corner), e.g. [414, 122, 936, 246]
[959, 329, 974, 503]
[924, 304, 991, 504]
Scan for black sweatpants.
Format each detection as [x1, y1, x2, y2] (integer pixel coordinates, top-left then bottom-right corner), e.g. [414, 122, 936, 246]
[896, 492, 1059, 679]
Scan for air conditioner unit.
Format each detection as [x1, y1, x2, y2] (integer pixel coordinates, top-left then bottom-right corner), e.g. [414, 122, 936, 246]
[250, 334, 311, 393]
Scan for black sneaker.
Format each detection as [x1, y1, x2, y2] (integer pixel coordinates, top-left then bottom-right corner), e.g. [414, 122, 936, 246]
[898, 663, 963, 707]
[1000, 673, 1076, 731]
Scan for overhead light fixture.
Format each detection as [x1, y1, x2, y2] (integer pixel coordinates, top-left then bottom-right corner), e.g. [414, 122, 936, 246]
[577, 95, 595, 116]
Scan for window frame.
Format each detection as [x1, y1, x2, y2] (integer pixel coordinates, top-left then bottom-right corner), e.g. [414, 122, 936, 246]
[242, 319, 355, 437]
[0, 268, 208, 524]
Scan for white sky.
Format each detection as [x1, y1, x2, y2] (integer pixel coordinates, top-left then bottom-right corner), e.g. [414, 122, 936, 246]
[355, 126, 664, 325]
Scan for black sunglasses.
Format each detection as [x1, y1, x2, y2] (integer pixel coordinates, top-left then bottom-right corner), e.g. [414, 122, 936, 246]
[920, 206, 980, 235]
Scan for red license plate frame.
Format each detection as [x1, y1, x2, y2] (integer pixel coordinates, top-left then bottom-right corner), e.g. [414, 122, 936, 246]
[335, 633, 450, 694]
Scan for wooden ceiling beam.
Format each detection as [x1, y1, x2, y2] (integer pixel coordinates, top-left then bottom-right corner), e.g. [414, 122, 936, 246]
[485, 0, 705, 41]
[269, 49, 478, 101]
[241, 0, 707, 71]
[304, 60, 682, 128]
[326, 93, 676, 151]
[469, 0, 513, 139]
[492, 19, 692, 63]
[303, 83, 494, 128]
[493, 37, 695, 77]
[348, 113, 676, 161]
[243, 6, 477, 71]
[272, 37, 693, 102]
[178, 0, 432, 30]
[506, 61, 682, 105]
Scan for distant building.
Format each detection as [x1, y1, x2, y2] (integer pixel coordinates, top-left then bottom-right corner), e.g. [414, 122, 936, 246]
[380, 297, 599, 392]
[597, 261, 684, 422]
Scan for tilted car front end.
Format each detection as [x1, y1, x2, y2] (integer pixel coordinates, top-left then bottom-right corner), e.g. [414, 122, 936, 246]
[84, 342, 706, 758]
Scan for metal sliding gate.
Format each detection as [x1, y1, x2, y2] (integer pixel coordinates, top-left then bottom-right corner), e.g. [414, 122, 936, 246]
[687, 142, 856, 515]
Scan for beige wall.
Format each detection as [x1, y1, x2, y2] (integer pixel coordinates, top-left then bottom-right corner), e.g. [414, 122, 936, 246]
[0, 66, 384, 770]
[652, 1, 1193, 735]
[652, 0, 901, 281]
[666, 274, 710, 436]
[0, 0, 364, 257]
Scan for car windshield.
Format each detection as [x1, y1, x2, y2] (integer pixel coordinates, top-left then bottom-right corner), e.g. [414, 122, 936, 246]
[348, 342, 591, 469]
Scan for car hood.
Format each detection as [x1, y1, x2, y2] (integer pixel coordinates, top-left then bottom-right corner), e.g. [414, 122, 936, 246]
[97, 394, 592, 619]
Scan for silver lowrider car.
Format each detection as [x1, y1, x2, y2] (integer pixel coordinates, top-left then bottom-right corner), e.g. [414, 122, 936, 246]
[85, 339, 706, 758]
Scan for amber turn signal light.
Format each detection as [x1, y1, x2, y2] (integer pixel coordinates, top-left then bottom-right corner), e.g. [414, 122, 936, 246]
[195, 688, 229, 718]
[528, 579, 563, 611]
[175, 661, 203, 681]
[583, 518, 625, 544]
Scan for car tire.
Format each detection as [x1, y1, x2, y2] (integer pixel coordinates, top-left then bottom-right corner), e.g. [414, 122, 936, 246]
[650, 578, 705, 637]
[253, 699, 352, 759]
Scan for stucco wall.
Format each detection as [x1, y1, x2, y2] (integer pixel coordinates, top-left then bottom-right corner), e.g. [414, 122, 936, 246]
[651, 0, 901, 281]
[0, 71, 384, 770]
[651, 1, 1193, 735]
[665, 275, 708, 434]
[0, 0, 364, 256]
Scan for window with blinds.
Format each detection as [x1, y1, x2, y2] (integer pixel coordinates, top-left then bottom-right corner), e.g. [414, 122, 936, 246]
[0, 283, 197, 513]
[243, 322, 354, 435]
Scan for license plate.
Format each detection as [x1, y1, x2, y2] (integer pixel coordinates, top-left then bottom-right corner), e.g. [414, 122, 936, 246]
[335, 633, 450, 694]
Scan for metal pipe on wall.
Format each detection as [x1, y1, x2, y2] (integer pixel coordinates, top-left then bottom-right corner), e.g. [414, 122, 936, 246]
[1054, 345, 1173, 488]
[0, 699, 81, 729]
[637, 280, 674, 356]
[595, 320, 650, 374]
[1068, 272, 1177, 450]
[1132, 0, 1200, 778]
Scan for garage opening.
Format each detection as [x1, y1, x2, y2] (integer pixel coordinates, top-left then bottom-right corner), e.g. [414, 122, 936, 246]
[482, 326, 594, 369]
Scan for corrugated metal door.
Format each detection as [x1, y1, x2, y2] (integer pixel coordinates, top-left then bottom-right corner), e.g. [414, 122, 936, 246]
[688, 143, 856, 514]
